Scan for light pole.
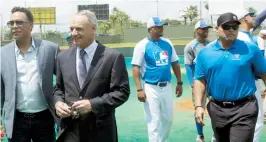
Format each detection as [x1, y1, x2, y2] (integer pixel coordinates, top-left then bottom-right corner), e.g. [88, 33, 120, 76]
[156, 0, 159, 17]
[200, 0, 202, 19]
[0, 14, 3, 47]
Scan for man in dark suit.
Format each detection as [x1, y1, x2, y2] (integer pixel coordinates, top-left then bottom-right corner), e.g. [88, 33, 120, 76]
[0, 7, 59, 142]
[54, 10, 130, 142]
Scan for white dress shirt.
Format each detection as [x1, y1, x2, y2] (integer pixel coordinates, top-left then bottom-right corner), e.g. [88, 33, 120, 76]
[15, 39, 48, 113]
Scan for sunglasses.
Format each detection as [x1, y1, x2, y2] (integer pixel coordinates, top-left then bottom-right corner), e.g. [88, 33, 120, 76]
[198, 27, 209, 30]
[7, 20, 30, 27]
[221, 24, 239, 30]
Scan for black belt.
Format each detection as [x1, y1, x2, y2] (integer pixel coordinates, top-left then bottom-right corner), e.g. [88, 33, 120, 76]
[16, 109, 50, 119]
[145, 81, 170, 87]
[211, 95, 255, 107]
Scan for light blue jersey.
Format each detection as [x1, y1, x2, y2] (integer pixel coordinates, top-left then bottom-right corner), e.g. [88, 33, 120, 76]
[238, 30, 257, 45]
[184, 39, 210, 85]
[131, 37, 179, 83]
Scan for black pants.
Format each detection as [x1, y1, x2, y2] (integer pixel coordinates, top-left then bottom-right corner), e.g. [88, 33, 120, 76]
[8, 109, 56, 142]
[207, 95, 258, 142]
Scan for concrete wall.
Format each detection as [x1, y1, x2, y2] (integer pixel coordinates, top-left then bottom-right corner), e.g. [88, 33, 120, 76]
[112, 45, 185, 57]
[123, 26, 195, 43]
[95, 35, 122, 44]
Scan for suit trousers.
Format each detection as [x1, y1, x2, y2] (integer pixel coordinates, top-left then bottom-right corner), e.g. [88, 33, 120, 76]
[8, 109, 55, 142]
[143, 83, 173, 142]
[207, 95, 258, 142]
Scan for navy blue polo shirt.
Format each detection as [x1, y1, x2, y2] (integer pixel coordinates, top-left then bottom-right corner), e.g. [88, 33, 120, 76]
[195, 39, 266, 101]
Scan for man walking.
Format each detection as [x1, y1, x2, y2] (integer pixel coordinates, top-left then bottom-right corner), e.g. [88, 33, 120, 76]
[0, 7, 59, 142]
[194, 12, 266, 142]
[54, 10, 130, 142]
[236, 8, 266, 142]
[132, 17, 183, 142]
[184, 20, 212, 142]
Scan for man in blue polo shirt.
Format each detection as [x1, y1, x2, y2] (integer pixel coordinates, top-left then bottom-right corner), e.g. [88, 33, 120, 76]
[131, 17, 183, 142]
[194, 12, 266, 142]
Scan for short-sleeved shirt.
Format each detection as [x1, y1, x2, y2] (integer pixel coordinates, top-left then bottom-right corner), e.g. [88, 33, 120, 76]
[184, 39, 210, 65]
[195, 39, 266, 101]
[253, 36, 265, 51]
[131, 37, 179, 83]
[237, 30, 257, 45]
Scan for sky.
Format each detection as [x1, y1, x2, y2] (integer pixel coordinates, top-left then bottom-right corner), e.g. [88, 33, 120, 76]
[0, 0, 266, 33]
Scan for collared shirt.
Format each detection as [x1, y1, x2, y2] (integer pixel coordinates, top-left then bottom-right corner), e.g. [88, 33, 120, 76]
[184, 39, 210, 85]
[131, 37, 179, 83]
[184, 39, 210, 65]
[76, 40, 98, 81]
[15, 39, 48, 113]
[195, 39, 266, 101]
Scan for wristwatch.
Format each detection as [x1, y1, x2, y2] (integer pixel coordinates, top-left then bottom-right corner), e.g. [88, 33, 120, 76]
[177, 81, 183, 85]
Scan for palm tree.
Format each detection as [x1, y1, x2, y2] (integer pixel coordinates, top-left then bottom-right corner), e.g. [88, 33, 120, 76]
[204, 0, 209, 10]
[98, 21, 111, 34]
[108, 7, 130, 34]
[109, 15, 117, 28]
[185, 5, 199, 24]
[116, 11, 129, 29]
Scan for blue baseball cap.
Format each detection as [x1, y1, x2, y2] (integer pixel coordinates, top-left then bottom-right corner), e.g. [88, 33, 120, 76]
[194, 20, 212, 30]
[65, 32, 71, 42]
[147, 17, 168, 29]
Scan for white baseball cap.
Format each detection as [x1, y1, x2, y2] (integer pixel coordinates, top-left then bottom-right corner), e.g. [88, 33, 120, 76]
[194, 20, 212, 30]
[235, 8, 256, 20]
[260, 30, 266, 35]
[147, 17, 168, 29]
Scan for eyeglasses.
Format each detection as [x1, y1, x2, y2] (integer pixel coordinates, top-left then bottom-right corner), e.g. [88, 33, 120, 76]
[221, 24, 239, 30]
[7, 20, 30, 27]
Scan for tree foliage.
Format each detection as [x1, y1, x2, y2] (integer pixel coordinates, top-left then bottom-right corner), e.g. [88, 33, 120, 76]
[98, 7, 146, 35]
[43, 30, 61, 40]
[247, 7, 256, 13]
[162, 19, 182, 26]
[3, 27, 13, 40]
[184, 5, 198, 24]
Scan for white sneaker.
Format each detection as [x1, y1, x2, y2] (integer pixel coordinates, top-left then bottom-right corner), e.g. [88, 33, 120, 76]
[196, 135, 205, 142]
[211, 135, 217, 142]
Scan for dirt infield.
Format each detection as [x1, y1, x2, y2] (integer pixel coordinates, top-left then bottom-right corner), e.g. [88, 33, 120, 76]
[175, 98, 194, 112]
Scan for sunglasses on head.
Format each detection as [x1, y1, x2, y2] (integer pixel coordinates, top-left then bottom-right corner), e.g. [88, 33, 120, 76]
[7, 20, 30, 27]
[221, 24, 239, 30]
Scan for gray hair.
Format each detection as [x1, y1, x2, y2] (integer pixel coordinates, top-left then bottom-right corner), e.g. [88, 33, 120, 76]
[77, 10, 98, 29]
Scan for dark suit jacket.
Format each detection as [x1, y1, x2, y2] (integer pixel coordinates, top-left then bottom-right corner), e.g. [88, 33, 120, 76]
[54, 42, 130, 142]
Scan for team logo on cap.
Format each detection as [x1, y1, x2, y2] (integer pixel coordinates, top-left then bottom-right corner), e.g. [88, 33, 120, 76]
[233, 15, 237, 20]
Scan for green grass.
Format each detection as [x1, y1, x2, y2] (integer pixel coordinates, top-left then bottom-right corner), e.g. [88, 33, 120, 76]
[60, 39, 190, 49]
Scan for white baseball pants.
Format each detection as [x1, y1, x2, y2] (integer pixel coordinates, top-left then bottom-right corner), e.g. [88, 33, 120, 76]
[143, 83, 173, 142]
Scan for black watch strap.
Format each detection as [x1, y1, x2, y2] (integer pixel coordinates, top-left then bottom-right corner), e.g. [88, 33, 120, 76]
[137, 89, 143, 92]
[177, 81, 183, 85]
